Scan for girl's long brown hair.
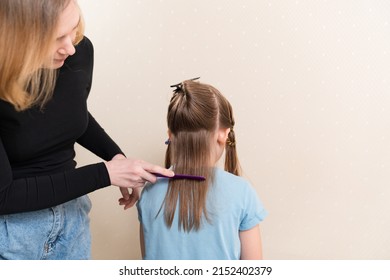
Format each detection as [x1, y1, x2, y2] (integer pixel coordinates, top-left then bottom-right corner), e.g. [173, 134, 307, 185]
[0, 0, 84, 111]
[163, 79, 241, 232]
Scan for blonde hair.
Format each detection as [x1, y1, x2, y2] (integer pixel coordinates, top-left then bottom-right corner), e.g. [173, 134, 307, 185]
[163, 79, 241, 232]
[0, 0, 84, 111]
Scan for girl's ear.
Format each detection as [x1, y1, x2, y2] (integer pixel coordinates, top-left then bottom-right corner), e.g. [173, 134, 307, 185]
[217, 127, 231, 145]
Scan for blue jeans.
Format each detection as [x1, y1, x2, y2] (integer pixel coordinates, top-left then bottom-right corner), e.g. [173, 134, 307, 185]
[0, 195, 92, 260]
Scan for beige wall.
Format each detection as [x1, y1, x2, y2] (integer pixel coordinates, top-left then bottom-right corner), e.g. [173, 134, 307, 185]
[76, 0, 390, 259]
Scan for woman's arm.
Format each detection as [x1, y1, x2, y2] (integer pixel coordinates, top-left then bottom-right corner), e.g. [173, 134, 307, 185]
[0, 158, 110, 215]
[76, 112, 124, 161]
[239, 224, 263, 260]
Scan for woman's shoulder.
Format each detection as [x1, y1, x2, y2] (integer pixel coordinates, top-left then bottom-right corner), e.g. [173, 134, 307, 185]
[74, 36, 94, 60]
[77, 36, 93, 51]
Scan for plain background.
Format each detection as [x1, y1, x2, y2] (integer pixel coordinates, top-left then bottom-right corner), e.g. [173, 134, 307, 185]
[76, 0, 390, 259]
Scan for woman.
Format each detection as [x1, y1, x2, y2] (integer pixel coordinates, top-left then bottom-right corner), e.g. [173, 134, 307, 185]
[0, 0, 172, 259]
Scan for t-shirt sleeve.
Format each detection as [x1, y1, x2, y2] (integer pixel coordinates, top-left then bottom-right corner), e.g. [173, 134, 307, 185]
[239, 183, 268, 231]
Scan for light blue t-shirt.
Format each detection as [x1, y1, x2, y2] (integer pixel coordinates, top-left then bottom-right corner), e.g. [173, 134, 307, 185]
[137, 167, 268, 260]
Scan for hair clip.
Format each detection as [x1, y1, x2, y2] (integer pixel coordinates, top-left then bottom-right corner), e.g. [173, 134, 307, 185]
[170, 82, 182, 89]
[170, 82, 183, 92]
[170, 77, 201, 91]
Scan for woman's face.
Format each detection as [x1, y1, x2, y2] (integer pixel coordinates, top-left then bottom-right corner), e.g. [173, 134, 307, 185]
[46, 0, 80, 69]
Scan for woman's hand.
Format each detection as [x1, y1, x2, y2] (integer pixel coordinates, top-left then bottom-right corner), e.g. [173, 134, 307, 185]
[118, 187, 142, 210]
[104, 154, 174, 188]
[104, 154, 174, 209]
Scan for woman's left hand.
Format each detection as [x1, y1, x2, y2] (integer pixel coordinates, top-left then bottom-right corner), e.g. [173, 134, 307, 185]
[118, 187, 142, 210]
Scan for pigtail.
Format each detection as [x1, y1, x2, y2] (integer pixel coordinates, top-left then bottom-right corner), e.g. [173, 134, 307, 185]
[224, 128, 241, 176]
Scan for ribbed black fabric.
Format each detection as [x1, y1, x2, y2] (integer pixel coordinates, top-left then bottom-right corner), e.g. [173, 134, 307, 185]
[0, 37, 123, 214]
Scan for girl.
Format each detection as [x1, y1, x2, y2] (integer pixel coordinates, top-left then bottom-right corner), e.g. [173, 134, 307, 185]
[137, 79, 267, 260]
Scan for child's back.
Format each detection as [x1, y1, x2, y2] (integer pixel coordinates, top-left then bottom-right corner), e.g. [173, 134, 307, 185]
[137, 167, 267, 259]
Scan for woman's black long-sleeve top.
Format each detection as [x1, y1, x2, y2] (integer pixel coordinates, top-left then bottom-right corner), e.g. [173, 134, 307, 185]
[0, 37, 122, 214]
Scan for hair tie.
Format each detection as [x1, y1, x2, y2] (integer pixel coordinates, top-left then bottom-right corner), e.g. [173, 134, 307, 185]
[226, 138, 235, 147]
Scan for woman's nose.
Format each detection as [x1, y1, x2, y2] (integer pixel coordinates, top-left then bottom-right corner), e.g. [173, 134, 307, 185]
[58, 37, 76, 56]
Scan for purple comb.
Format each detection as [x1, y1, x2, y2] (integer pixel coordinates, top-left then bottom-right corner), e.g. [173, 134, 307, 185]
[152, 172, 206, 181]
